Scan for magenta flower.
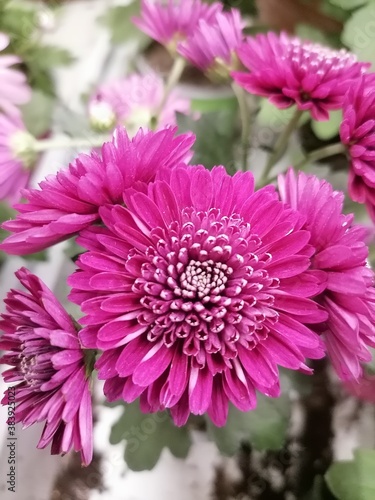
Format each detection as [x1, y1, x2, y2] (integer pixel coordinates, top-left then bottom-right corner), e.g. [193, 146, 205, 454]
[232, 32, 368, 120]
[89, 72, 191, 132]
[340, 75, 375, 221]
[178, 8, 245, 79]
[132, 0, 222, 53]
[0, 113, 35, 203]
[0, 268, 93, 465]
[0, 33, 31, 116]
[278, 169, 375, 381]
[0, 126, 195, 255]
[68, 165, 327, 427]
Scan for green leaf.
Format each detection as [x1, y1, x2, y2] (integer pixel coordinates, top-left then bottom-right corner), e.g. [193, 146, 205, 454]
[311, 110, 342, 141]
[177, 108, 238, 171]
[342, 3, 375, 68]
[328, 0, 369, 10]
[98, 1, 148, 47]
[191, 95, 237, 113]
[26, 45, 74, 70]
[109, 401, 191, 471]
[326, 449, 375, 500]
[206, 394, 291, 456]
[20, 90, 54, 138]
[257, 99, 310, 134]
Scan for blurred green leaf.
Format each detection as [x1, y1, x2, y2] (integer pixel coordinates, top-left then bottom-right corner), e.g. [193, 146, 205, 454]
[311, 110, 342, 141]
[20, 90, 54, 138]
[177, 108, 238, 171]
[296, 24, 333, 45]
[109, 401, 191, 471]
[206, 394, 291, 455]
[98, 1, 148, 47]
[342, 3, 375, 68]
[191, 95, 237, 113]
[25, 45, 74, 70]
[328, 0, 369, 10]
[326, 449, 375, 500]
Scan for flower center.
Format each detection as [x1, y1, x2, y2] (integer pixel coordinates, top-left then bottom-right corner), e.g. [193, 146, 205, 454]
[18, 332, 57, 389]
[177, 259, 233, 301]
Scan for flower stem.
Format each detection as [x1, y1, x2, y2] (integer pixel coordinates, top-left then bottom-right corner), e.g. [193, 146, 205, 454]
[294, 142, 346, 169]
[34, 135, 109, 152]
[153, 56, 186, 129]
[232, 82, 251, 172]
[261, 108, 304, 184]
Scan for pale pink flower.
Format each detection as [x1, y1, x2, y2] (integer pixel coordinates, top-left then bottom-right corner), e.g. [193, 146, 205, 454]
[0, 113, 35, 203]
[0, 268, 93, 465]
[0, 33, 31, 115]
[89, 73, 191, 131]
[68, 165, 327, 426]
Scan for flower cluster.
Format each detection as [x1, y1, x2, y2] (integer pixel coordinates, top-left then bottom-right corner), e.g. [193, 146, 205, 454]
[1, 0, 375, 470]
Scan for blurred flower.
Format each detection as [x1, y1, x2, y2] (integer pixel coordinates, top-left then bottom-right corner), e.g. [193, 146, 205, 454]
[340, 75, 375, 221]
[278, 169, 375, 381]
[132, 0, 222, 54]
[344, 369, 375, 403]
[232, 32, 368, 120]
[0, 113, 36, 203]
[0, 33, 31, 116]
[88, 73, 191, 132]
[69, 165, 327, 426]
[178, 8, 245, 81]
[0, 268, 93, 465]
[0, 127, 195, 255]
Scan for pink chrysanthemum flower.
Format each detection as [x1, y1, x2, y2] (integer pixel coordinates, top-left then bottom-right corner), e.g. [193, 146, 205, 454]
[68, 165, 327, 426]
[0, 268, 93, 465]
[232, 32, 368, 120]
[132, 0, 222, 53]
[0, 113, 36, 203]
[0, 33, 31, 115]
[340, 75, 375, 221]
[88, 73, 191, 132]
[0, 126, 195, 255]
[278, 169, 375, 381]
[177, 8, 245, 80]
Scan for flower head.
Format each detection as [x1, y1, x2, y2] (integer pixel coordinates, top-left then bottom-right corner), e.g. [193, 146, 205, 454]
[132, 0, 222, 54]
[278, 169, 375, 381]
[340, 75, 375, 221]
[178, 8, 245, 80]
[0, 33, 31, 115]
[0, 268, 93, 465]
[0, 126, 195, 255]
[68, 165, 327, 426]
[0, 113, 36, 203]
[89, 73, 191, 132]
[232, 32, 368, 120]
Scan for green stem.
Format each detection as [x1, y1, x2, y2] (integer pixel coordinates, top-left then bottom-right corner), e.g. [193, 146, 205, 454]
[261, 108, 304, 184]
[153, 56, 186, 129]
[34, 135, 109, 152]
[232, 83, 251, 172]
[294, 142, 346, 170]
